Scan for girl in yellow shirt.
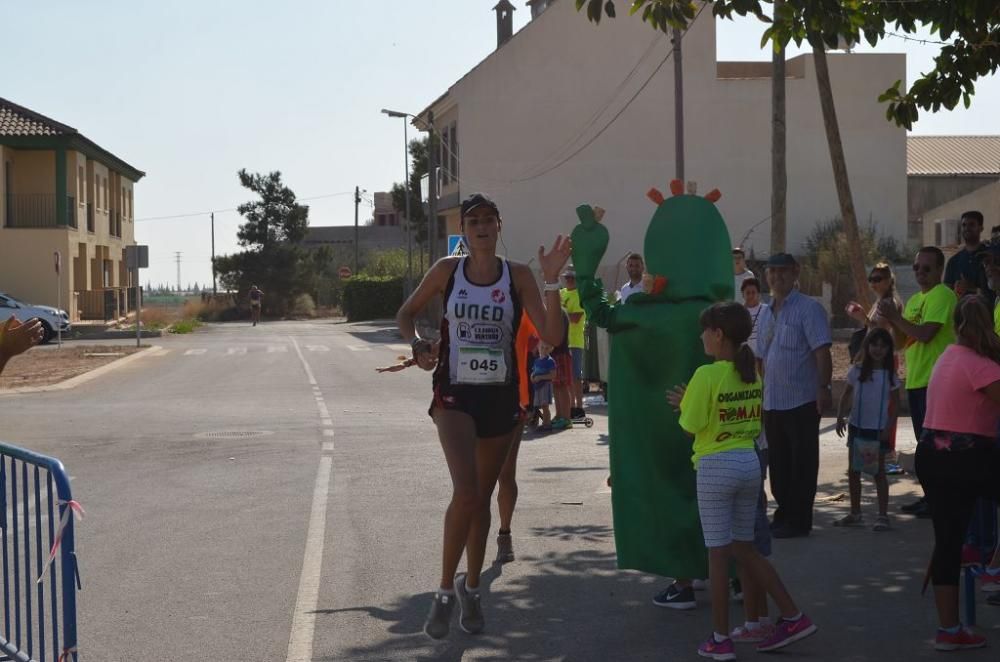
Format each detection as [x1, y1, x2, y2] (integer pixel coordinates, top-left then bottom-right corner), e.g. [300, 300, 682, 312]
[668, 302, 817, 658]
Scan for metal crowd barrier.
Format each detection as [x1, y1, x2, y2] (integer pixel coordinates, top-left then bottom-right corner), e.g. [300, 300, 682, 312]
[0, 443, 80, 662]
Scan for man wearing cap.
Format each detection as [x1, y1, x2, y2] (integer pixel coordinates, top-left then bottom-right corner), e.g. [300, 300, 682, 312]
[756, 253, 833, 538]
[561, 269, 587, 419]
[733, 247, 756, 303]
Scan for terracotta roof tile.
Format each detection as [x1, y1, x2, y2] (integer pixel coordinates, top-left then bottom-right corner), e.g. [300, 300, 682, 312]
[908, 135, 1000, 176]
[0, 97, 77, 137]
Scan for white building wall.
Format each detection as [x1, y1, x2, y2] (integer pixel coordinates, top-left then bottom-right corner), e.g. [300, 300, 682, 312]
[437, 0, 906, 280]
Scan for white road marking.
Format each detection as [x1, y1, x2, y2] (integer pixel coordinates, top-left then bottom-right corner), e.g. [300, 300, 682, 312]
[184, 349, 207, 356]
[290, 337, 317, 386]
[322, 429, 334, 437]
[317, 402, 330, 419]
[321, 418, 333, 427]
[306, 345, 329, 352]
[268, 345, 289, 353]
[322, 442, 334, 452]
[346, 345, 370, 352]
[386, 343, 410, 352]
[226, 347, 247, 355]
[285, 454, 333, 662]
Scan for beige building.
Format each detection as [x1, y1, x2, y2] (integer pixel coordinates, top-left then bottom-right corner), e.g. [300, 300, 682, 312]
[417, 0, 907, 276]
[0, 97, 144, 321]
[908, 135, 1000, 246]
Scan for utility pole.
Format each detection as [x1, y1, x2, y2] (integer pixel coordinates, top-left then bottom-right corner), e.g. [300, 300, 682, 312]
[211, 212, 217, 295]
[427, 110, 438, 262]
[403, 121, 412, 291]
[354, 185, 361, 274]
[175, 251, 182, 292]
[770, 0, 787, 254]
[672, 27, 685, 182]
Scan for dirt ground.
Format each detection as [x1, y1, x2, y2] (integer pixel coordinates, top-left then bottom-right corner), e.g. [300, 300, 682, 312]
[0, 345, 143, 390]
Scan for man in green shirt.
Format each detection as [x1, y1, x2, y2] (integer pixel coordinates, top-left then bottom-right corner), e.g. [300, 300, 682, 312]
[879, 246, 957, 517]
[560, 269, 587, 418]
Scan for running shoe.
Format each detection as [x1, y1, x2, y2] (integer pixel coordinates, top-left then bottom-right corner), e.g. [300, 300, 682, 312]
[885, 462, 904, 475]
[698, 634, 736, 660]
[652, 582, 696, 610]
[731, 578, 743, 602]
[962, 544, 985, 567]
[934, 627, 987, 651]
[872, 515, 891, 532]
[454, 573, 485, 634]
[980, 569, 1000, 593]
[423, 591, 455, 639]
[495, 532, 515, 564]
[730, 624, 774, 644]
[833, 513, 864, 527]
[756, 614, 817, 652]
[550, 417, 573, 430]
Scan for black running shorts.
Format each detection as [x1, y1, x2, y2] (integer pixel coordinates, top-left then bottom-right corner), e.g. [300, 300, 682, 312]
[430, 382, 521, 438]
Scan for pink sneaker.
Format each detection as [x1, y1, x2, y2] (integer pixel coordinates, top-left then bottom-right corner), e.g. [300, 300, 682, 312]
[980, 569, 1000, 593]
[961, 544, 984, 567]
[730, 623, 774, 644]
[698, 634, 736, 660]
[935, 627, 987, 651]
[756, 614, 817, 652]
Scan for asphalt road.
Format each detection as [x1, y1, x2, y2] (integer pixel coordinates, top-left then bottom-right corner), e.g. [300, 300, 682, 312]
[1, 319, 997, 661]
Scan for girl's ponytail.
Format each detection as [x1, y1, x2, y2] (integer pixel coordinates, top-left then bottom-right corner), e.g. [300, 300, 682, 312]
[735, 342, 757, 384]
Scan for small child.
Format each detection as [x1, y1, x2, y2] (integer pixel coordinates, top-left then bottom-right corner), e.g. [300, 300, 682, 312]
[835, 328, 899, 532]
[668, 302, 817, 659]
[531, 342, 556, 430]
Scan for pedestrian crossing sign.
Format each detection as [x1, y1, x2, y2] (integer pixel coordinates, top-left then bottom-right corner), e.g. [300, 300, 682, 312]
[448, 235, 468, 256]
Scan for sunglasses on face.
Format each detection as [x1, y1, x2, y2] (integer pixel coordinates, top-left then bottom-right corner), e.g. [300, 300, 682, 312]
[868, 275, 884, 283]
[912, 264, 933, 274]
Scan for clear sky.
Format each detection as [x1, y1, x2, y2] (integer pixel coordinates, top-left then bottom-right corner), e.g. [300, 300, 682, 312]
[4, 1, 997, 288]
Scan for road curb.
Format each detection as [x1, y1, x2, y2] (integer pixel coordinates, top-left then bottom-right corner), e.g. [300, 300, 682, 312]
[0, 345, 161, 396]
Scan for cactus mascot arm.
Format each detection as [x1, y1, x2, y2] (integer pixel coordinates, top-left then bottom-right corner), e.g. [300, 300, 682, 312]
[569, 181, 733, 579]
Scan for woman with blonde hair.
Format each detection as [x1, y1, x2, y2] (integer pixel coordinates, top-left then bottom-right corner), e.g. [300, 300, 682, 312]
[846, 262, 906, 474]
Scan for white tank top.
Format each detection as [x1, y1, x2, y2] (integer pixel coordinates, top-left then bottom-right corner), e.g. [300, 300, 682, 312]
[439, 257, 520, 385]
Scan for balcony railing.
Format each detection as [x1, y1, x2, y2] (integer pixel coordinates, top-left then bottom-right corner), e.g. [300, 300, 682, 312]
[3, 193, 77, 229]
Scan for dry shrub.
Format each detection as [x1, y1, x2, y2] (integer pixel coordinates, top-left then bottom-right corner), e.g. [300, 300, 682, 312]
[140, 306, 177, 330]
[182, 299, 207, 320]
[291, 294, 316, 318]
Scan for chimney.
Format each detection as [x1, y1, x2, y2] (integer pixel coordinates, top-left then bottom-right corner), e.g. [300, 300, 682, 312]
[493, 0, 516, 49]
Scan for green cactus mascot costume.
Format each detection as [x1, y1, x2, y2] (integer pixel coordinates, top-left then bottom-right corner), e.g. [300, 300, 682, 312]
[571, 180, 733, 579]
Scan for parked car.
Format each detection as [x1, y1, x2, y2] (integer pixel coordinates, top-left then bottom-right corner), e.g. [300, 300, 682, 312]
[0, 291, 71, 343]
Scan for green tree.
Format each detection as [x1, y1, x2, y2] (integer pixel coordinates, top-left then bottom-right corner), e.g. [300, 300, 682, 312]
[390, 134, 438, 256]
[579, 1, 999, 128]
[577, 0, 1000, 307]
[214, 170, 312, 315]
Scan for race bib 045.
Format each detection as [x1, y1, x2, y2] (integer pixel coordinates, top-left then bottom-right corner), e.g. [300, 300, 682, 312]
[456, 347, 507, 384]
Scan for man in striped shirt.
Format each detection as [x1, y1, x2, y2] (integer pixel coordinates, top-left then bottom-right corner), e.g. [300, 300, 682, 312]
[756, 253, 833, 538]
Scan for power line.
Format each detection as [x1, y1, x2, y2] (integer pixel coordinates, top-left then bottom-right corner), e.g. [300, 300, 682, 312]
[515, 32, 667, 181]
[510, 3, 708, 184]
